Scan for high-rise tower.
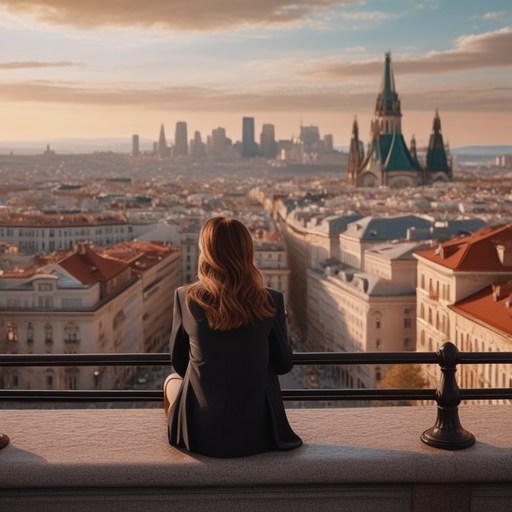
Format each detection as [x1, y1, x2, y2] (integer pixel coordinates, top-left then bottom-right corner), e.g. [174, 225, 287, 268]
[158, 124, 167, 158]
[174, 122, 188, 157]
[260, 124, 277, 159]
[132, 134, 139, 157]
[242, 117, 259, 158]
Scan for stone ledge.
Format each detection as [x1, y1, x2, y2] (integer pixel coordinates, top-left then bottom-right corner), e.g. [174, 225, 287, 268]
[1, 405, 512, 488]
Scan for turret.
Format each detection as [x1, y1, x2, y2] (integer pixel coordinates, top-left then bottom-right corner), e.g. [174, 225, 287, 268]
[410, 134, 422, 171]
[347, 116, 363, 186]
[426, 109, 450, 173]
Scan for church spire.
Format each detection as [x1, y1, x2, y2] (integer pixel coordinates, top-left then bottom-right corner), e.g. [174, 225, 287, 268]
[375, 52, 401, 118]
[426, 109, 450, 173]
[347, 116, 363, 186]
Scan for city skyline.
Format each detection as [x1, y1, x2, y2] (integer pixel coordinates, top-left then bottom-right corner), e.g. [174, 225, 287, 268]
[0, 1, 510, 146]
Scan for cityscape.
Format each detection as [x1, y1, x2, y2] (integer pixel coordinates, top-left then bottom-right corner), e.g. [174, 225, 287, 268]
[1, 0, 512, 509]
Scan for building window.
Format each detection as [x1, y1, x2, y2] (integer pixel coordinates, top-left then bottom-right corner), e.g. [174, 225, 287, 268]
[45, 324, 53, 343]
[6, 322, 18, 342]
[404, 318, 412, 329]
[375, 367, 382, 381]
[12, 375, 19, 388]
[64, 322, 80, 342]
[421, 330, 425, 346]
[404, 338, 411, 351]
[376, 319, 381, 329]
[46, 375, 54, 390]
[428, 337, 433, 352]
[66, 375, 78, 390]
[27, 323, 34, 343]
[376, 339, 382, 350]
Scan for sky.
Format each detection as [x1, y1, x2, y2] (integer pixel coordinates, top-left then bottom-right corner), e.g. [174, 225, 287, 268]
[0, 0, 511, 149]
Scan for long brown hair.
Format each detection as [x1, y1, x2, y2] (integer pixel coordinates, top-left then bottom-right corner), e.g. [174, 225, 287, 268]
[186, 217, 276, 330]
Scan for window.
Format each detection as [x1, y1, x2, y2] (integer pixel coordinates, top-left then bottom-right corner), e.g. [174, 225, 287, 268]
[404, 338, 411, 351]
[376, 339, 382, 350]
[186, 255, 191, 262]
[38, 283, 53, 291]
[404, 318, 412, 329]
[45, 324, 53, 343]
[46, 375, 54, 390]
[12, 375, 19, 388]
[404, 309, 410, 315]
[27, 323, 34, 343]
[376, 319, 381, 329]
[421, 330, 425, 346]
[420, 304, 425, 319]
[428, 337, 433, 352]
[64, 322, 80, 342]
[6, 322, 18, 342]
[67, 375, 78, 390]
[375, 367, 382, 381]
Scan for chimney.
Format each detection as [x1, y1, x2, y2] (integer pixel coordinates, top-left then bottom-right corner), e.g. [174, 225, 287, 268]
[495, 241, 512, 266]
[77, 242, 88, 255]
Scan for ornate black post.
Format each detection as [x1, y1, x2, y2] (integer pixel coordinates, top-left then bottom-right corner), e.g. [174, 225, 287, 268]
[421, 342, 475, 450]
[0, 433, 8, 450]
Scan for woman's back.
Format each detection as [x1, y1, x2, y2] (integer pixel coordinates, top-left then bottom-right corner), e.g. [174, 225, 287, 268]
[169, 287, 302, 458]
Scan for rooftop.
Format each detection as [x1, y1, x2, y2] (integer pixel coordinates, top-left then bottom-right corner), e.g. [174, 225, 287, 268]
[415, 224, 512, 271]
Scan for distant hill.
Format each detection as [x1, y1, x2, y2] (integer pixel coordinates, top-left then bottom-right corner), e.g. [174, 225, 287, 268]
[451, 146, 512, 156]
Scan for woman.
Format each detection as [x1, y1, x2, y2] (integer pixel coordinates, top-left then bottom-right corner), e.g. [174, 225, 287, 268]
[164, 217, 302, 458]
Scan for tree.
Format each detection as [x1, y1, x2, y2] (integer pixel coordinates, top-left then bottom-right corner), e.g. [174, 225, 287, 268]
[378, 364, 427, 406]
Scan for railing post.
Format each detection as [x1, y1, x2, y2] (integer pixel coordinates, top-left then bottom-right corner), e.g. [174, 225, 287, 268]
[421, 342, 475, 450]
[0, 432, 8, 450]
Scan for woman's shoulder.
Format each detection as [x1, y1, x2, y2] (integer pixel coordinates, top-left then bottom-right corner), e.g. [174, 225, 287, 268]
[265, 288, 283, 305]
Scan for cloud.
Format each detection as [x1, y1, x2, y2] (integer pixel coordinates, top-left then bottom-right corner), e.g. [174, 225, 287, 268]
[0, 80, 509, 112]
[0, 0, 360, 32]
[341, 10, 396, 21]
[483, 11, 505, 19]
[306, 27, 512, 77]
[0, 61, 79, 70]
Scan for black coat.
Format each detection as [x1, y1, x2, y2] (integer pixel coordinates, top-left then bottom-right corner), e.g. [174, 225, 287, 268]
[168, 287, 302, 458]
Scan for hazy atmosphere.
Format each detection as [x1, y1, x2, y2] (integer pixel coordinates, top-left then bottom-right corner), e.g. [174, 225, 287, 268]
[0, 0, 510, 148]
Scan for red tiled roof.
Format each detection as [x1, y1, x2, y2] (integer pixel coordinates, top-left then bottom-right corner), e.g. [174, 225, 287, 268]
[415, 224, 512, 271]
[451, 283, 512, 337]
[57, 245, 129, 285]
[100, 241, 179, 272]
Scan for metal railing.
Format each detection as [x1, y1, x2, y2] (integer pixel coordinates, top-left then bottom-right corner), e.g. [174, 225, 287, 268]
[1, 342, 511, 451]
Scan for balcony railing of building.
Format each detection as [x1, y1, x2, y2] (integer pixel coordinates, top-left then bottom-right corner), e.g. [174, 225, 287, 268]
[1, 341, 512, 453]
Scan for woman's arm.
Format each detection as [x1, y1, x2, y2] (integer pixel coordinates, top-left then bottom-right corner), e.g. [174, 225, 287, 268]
[268, 292, 293, 375]
[169, 288, 190, 378]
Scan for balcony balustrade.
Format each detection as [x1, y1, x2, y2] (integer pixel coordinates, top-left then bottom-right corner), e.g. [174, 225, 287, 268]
[1, 342, 512, 511]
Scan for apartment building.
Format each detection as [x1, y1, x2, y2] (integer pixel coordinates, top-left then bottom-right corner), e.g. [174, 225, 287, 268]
[414, 225, 512, 395]
[307, 242, 423, 388]
[0, 241, 181, 391]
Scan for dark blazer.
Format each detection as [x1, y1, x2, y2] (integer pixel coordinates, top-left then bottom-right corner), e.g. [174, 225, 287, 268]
[168, 287, 302, 458]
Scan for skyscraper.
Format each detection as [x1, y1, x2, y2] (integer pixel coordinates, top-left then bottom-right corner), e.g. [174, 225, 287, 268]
[190, 131, 206, 158]
[174, 122, 188, 157]
[132, 134, 139, 157]
[242, 117, 259, 158]
[158, 124, 168, 158]
[210, 127, 226, 156]
[260, 124, 277, 159]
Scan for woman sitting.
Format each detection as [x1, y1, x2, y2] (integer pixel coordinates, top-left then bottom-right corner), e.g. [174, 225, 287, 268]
[164, 216, 302, 458]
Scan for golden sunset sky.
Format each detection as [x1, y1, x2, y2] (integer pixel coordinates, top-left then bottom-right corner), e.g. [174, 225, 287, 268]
[0, 0, 510, 148]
